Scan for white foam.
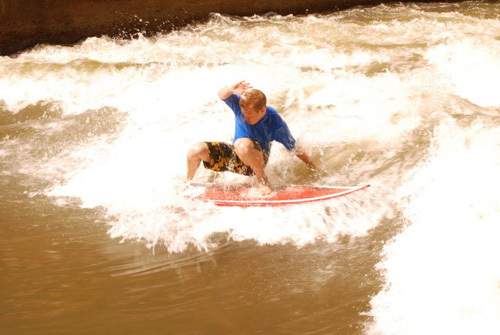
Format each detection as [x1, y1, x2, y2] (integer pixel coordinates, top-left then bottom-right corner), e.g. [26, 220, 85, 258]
[426, 41, 500, 108]
[368, 120, 500, 335]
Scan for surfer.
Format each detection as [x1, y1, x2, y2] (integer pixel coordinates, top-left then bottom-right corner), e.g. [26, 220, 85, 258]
[186, 81, 318, 195]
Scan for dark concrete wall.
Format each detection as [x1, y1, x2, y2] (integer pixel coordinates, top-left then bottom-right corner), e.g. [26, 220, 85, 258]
[0, 0, 431, 56]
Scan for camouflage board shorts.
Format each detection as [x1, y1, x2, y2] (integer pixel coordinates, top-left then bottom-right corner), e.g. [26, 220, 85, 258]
[203, 140, 269, 176]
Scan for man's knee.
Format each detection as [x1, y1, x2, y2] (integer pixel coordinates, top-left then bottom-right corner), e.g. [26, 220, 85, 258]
[188, 142, 209, 161]
[234, 138, 255, 157]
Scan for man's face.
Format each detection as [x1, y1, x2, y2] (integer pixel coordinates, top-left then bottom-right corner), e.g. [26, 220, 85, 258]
[241, 106, 265, 125]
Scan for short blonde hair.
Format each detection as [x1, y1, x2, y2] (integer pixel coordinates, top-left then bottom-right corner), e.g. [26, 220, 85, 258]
[239, 89, 267, 111]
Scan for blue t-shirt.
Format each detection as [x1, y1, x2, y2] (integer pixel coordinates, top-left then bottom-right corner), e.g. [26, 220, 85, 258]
[223, 94, 296, 155]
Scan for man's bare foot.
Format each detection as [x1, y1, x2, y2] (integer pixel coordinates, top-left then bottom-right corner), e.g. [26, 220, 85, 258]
[258, 183, 272, 196]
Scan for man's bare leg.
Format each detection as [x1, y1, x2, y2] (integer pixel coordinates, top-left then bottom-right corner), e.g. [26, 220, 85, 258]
[234, 138, 271, 194]
[186, 142, 210, 181]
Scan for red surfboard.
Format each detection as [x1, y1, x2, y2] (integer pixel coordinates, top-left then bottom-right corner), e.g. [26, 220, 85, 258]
[188, 183, 370, 207]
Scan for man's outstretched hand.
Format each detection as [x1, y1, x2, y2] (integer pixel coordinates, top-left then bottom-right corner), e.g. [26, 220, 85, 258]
[231, 81, 253, 96]
[218, 80, 253, 100]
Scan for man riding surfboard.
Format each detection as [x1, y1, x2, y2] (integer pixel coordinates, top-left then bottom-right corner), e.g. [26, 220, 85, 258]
[186, 81, 318, 195]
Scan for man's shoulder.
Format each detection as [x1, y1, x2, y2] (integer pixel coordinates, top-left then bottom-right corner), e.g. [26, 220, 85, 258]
[223, 94, 241, 114]
[264, 107, 285, 124]
[266, 105, 278, 114]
